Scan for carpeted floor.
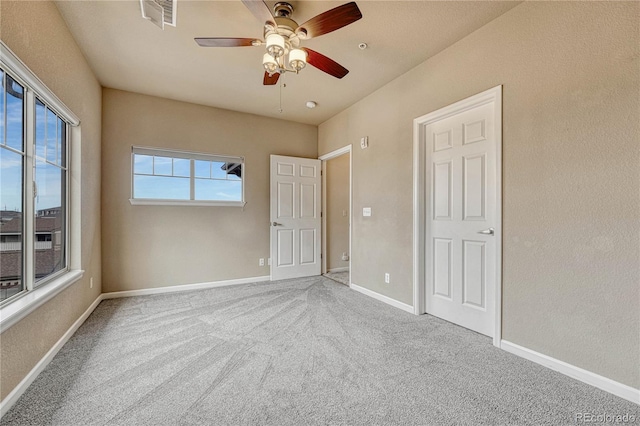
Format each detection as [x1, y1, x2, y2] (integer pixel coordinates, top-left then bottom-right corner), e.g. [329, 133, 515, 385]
[2, 276, 638, 425]
[323, 270, 349, 285]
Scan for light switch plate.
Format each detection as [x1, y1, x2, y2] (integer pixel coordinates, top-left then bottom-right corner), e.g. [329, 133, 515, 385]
[363, 207, 372, 217]
[360, 136, 368, 149]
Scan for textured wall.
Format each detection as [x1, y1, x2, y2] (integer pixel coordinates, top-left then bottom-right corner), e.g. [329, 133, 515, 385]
[0, 1, 102, 401]
[101, 89, 317, 292]
[318, 2, 639, 388]
[326, 153, 350, 271]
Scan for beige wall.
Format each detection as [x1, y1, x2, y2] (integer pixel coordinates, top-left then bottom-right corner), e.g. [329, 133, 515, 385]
[319, 2, 639, 388]
[0, 1, 102, 400]
[325, 154, 350, 271]
[101, 89, 317, 292]
[0, 0, 636, 404]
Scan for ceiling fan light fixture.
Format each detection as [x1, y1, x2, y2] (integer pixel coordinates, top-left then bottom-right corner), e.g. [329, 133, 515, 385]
[195, 1, 361, 85]
[263, 53, 279, 74]
[289, 49, 307, 72]
[266, 33, 285, 58]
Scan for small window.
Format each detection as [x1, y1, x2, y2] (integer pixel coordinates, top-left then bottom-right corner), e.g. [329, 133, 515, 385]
[130, 146, 244, 206]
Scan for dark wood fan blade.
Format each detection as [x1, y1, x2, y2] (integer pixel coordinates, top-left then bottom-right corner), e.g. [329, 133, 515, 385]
[241, 0, 275, 27]
[263, 72, 280, 85]
[301, 48, 349, 79]
[195, 38, 260, 47]
[296, 2, 362, 39]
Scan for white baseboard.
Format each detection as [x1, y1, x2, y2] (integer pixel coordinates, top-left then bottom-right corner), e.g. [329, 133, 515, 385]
[101, 276, 271, 299]
[500, 340, 640, 405]
[0, 294, 104, 418]
[349, 283, 414, 314]
[327, 267, 349, 273]
[4, 279, 636, 421]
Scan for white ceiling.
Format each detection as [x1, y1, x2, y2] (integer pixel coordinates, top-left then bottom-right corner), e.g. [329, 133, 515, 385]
[55, 0, 520, 125]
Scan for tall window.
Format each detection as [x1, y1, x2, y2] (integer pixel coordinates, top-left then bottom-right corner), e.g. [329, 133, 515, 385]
[0, 66, 70, 304]
[0, 70, 25, 301]
[131, 146, 244, 206]
[34, 98, 67, 283]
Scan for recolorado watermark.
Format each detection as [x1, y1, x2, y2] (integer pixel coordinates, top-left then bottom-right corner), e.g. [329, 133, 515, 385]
[575, 412, 637, 424]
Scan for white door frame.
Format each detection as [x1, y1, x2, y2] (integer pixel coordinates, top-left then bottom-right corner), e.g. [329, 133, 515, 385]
[319, 145, 352, 286]
[412, 85, 502, 346]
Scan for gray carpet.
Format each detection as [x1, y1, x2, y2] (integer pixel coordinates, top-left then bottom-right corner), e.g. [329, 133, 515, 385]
[2, 276, 638, 425]
[324, 271, 349, 285]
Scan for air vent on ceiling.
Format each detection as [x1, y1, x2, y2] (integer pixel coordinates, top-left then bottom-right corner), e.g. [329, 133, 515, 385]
[140, 0, 177, 29]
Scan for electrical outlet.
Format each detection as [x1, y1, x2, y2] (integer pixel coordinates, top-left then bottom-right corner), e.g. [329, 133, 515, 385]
[259, 258, 265, 266]
[90, 277, 94, 289]
[384, 273, 390, 284]
[342, 252, 349, 261]
[360, 136, 369, 149]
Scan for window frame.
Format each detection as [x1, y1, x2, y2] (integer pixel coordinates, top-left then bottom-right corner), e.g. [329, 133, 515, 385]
[1, 70, 27, 302]
[130, 146, 246, 207]
[0, 41, 83, 329]
[33, 96, 70, 288]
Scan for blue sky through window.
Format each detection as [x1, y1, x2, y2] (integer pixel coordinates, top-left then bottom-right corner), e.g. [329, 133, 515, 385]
[35, 158, 64, 212]
[1, 86, 67, 212]
[133, 153, 242, 202]
[5, 75, 23, 152]
[1, 73, 25, 212]
[0, 148, 23, 212]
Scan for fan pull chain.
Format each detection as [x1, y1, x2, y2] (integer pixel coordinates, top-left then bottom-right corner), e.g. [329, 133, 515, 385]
[279, 80, 286, 114]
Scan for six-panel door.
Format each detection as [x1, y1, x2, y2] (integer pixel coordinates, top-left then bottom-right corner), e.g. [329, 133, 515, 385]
[426, 102, 497, 337]
[270, 155, 321, 280]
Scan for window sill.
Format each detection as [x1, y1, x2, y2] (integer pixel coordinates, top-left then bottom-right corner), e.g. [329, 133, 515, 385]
[129, 199, 246, 207]
[0, 269, 84, 333]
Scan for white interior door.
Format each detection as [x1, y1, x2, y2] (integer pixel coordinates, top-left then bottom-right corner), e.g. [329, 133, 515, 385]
[270, 155, 321, 280]
[425, 99, 498, 337]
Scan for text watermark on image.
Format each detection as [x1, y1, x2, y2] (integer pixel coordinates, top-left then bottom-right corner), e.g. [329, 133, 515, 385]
[575, 413, 637, 424]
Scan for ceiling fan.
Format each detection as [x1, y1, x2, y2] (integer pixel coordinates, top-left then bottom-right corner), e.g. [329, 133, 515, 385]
[195, 1, 362, 85]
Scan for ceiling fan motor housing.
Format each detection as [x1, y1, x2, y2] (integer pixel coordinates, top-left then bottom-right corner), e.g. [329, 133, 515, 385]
[265, 2, 305, 48]
[273, 2, 293, 18]
[267, 19, 300, 45]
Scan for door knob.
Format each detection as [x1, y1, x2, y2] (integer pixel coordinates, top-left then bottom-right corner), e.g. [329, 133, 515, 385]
[271, 222, 282, 226]
[477, 227, 494, 235]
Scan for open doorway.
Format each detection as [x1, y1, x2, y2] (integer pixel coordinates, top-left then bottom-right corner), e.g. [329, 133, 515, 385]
[320, 146, 351, 286]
